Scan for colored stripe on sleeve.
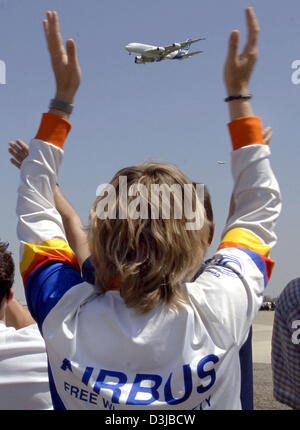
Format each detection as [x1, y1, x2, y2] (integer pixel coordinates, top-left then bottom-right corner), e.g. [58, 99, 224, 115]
[228, 116, 266, 151]
[20, 238, 80, 287]
[218, 228, 271, 257]
[47, 362, 67, 410]
[237, 248, 274, 287]
[25, 262, 82, 330]
[35, 113, 71, 149]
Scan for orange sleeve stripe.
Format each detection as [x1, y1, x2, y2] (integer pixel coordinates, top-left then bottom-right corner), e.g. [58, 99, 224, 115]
[228, 116, 266, 151]
[35, 113, 71, 149]
[218, 241, 272, 256]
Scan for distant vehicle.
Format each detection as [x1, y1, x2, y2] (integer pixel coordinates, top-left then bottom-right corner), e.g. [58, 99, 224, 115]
[260, 301, 276, 311]
[217, 161, 226, 165]
[125, 37, 205, 64]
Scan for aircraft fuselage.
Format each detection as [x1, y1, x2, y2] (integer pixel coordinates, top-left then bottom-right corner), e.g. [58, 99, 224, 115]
[125, 43, 179, 60]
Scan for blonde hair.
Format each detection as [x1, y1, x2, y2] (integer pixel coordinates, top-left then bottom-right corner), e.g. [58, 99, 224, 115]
[88, 162, 209, 314]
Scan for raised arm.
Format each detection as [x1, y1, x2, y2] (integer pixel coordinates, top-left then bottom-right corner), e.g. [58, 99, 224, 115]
[5, 297, 36, 329]
[16, 11, 83, 324]
[54, 185, 90, 268]
[220, 8, 281, 279]
[10, 139, 90, 269]
[192, 9, 282, 349]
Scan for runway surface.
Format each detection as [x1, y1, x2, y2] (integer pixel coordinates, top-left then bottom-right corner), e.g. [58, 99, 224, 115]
[252, 311, 291, 410]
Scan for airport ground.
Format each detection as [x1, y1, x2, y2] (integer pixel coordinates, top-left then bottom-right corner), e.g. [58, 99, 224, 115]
[252, 311, 291, 410]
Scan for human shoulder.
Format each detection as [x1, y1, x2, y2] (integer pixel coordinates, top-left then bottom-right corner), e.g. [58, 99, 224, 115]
[0, 322, 47, 359]
[16, 322, 42, 335]
[6, 322, 44, 342]
[194, 247, 266, 283]
[185, 249, 249, 312]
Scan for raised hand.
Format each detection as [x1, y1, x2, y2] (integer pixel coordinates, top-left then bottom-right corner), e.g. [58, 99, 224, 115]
[43, 11, 81, 104]
[224, 7, 260, 96]
[8, 139, 29, 169]
[263, 126, 272, 146]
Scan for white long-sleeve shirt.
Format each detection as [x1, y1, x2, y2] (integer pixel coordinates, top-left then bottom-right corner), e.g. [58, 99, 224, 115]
[17, 114, 281, 410]
[0, 322, 52, 410]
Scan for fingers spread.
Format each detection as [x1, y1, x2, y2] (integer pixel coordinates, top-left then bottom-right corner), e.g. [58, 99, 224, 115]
[45, 11, 66, 59]
[263, 126, 272, 136]
[43, 19, 49, 39]
[244, 7, 260, 55]
[10, 158, 21, 169]
[15, 139, 29, 153]
[66, 39, 80, 68]
[263, 127, 273, 145]
[227, 30, 240, 61]
[8, 145, 22, 159]
[8, 140, 29, 164]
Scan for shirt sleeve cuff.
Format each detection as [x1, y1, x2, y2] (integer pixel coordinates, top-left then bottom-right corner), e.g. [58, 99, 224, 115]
[35, 113, 71, 149]
[228, 116, 266, 151]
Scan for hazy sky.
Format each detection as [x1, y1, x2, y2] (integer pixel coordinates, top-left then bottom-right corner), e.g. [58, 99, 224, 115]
[1, 0, 300, 302]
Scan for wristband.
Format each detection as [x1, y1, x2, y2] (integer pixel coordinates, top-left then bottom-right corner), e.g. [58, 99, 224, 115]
[224, 94, 252, 103]
[49, 98, 74, 114]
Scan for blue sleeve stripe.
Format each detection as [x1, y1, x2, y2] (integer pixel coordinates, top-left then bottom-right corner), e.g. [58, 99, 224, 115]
[25, 262, 83, 331]
[47, 361, 66, 410]
[239, 328, 254, 410]
[237, 248, 268, 287]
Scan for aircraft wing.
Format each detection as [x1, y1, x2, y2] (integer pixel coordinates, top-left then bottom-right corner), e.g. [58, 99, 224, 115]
[178, 50, 204, 59]
[138, 37, 205, 59]
[178, 37, 205, 49]
[163, 37, 205, 54]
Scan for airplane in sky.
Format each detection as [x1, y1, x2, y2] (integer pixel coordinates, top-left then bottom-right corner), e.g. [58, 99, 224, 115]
[125, 37, 205, 64]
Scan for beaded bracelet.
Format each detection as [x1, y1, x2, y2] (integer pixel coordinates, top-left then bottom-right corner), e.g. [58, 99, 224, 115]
[224, 94, 252, 103]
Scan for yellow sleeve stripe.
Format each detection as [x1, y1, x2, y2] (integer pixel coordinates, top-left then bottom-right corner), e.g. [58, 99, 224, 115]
[218, 228, 271, 257]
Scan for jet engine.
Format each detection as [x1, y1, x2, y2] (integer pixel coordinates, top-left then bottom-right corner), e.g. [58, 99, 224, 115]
[172, 43, 181, 49]
[135, 56, 144, 64]
[156, 46, 165, 53]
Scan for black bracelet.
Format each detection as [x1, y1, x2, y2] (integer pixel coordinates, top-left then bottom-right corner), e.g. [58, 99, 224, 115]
[224, 94, 252, 103]
[49, 98, 74, 114]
